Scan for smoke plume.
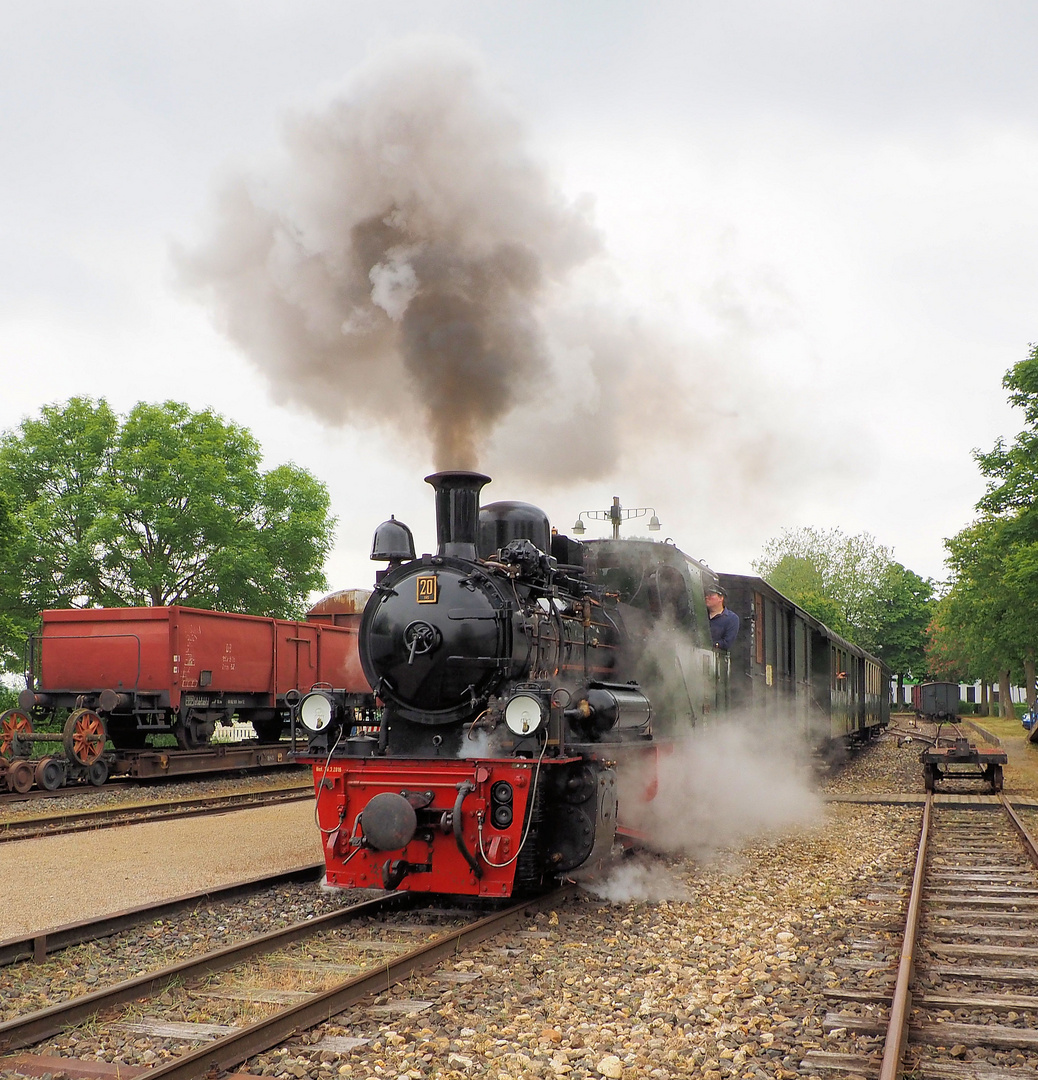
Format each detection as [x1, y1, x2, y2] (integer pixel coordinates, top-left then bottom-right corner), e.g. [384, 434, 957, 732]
[177, 39, 606, 471]
[177, 37, 821, 493]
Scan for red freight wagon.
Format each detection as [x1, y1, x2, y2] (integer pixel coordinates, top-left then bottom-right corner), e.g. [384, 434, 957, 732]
[21, 606, 369, 750]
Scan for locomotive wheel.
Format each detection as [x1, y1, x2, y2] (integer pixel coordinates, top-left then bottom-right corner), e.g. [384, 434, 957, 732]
[63, 709, 108, 766]
[87, 758, 110, 787]
[34, 755, 66, 792]
[0, 709, 33, 758]
[7, 758, 34, 794]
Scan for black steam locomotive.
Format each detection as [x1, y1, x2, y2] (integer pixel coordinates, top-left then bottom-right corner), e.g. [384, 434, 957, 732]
[295, 470, 888, 897]
[295, 471, 725, 896]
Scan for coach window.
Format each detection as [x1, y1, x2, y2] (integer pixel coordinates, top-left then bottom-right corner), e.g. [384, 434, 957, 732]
[794, 619, 807, 681]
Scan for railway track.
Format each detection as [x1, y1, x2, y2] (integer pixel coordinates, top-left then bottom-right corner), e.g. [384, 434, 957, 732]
[0, 886, 573, 1079]
[808, 794, 1038, 1079]
[0, 782, 314, 843]
[0, 862, 326, 966]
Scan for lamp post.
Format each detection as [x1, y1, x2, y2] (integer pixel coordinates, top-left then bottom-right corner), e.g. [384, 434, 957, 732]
[571, 496, 661, 540]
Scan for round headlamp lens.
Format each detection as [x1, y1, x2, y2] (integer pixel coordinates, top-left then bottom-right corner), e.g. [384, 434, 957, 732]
[504, 694, 544, 736]
[299, 691, 334, 733]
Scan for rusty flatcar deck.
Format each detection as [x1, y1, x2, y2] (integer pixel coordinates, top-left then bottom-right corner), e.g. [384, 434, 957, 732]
[109, 741, 296, 779]
[920, 735, 1007, 793]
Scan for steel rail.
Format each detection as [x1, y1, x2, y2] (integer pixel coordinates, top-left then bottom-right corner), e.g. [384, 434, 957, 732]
[0, 862, 324, 967]
[0, 785, 313, 843]
[0, 787, 82, 807]
[140, 885, 576, 1080]
[878, 793, 931, 1080]
[0, 891, 416, 1050]
[999, 794, 1038, 870]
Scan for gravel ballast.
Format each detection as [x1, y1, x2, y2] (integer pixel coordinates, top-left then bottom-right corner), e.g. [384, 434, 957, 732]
[7, 729, 1035, 1078]
[0, 799, 325, 940]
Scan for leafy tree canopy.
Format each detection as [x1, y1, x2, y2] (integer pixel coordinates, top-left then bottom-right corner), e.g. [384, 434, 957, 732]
[975, 343, 1038, 519]
[0, 397, 336, 670]
[753, 526, 934, 676]
[929, 344, 1038, 707]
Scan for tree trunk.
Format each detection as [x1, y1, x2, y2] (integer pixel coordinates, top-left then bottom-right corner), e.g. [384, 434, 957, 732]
[896, 674, 904, 709]
[980, 682, 989, 717]
[1000, 669, 1016, 719]
[1025, 649, 1036, 710]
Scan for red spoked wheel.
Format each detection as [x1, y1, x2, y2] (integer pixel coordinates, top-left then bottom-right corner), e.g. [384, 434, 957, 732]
[0, 709, 32, 759]
[63, 708, 108, 766]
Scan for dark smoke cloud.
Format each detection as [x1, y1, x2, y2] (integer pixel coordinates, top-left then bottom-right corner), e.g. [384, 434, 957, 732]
[177, 37, 813, 491]
[176, 39, 604, 471]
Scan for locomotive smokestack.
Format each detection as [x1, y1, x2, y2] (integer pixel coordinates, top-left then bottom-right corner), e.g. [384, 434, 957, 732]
[425, 471, 491, 560]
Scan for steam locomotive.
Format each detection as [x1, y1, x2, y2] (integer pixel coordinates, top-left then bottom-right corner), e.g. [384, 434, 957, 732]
[294, 471, 728, 897]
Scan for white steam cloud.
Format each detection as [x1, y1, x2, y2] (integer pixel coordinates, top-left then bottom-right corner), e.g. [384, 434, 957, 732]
[622, 719, 824, 858]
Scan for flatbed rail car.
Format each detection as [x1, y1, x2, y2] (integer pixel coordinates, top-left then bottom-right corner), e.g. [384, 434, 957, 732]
[718, 573, 889, 751]
[18, 605, 369, 751]
[914, 681, 1007, 793]
[0, 739, 299, 793]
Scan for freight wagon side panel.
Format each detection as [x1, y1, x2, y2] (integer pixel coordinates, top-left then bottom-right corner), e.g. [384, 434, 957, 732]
[39, 608, 177, 696]
[174, 609, 277, 702]
[273, 620, 320, 697]
[313, 624, 370, 694]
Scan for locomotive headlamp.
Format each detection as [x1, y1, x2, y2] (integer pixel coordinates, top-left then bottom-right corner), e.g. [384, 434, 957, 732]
[504, 694, 545, 736]
[298, 691, 335, 733]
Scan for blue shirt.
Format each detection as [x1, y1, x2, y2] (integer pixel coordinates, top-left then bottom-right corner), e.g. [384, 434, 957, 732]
[710, 607, 740, 650]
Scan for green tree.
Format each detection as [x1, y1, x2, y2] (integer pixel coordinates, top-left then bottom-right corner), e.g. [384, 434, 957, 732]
[932, 344, 1038, 715]
[929, 520, 1015, 714]
[0, 489, 24, 670]
[753, 526, 934, 699]
[754, 527, 895, 648]
[0, 397, 336, 670]
[874, 562, 936, 705]
[753, 552, 854, 639]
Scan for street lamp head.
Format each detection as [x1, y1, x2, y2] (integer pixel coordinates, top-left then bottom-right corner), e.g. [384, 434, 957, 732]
[571, 518, 586, 535]
[648, 515, 661, 532]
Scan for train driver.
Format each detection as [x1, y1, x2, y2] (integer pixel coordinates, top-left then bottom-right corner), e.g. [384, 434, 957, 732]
[705, 585, 740, 650]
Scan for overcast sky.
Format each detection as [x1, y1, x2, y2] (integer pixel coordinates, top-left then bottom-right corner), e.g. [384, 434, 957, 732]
[2, 2, 1036, 596]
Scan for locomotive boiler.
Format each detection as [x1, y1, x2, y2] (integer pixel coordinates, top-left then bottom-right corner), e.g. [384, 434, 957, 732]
[295, 471, 702, 897]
